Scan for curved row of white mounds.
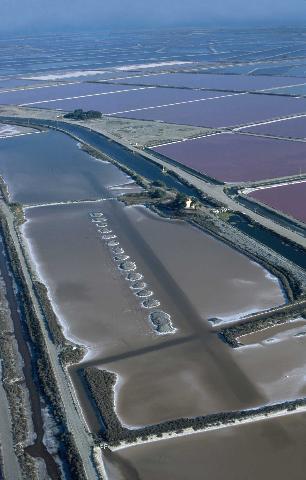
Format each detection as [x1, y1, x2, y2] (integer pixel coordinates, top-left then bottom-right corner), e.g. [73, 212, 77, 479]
[142, 298, 161, 309]
[119, 260, 137, 272]
[149, 310, 175, 334]
[130, 281, 147, 290]
[90, 212, 174, 334]
[126, 272, 143, 282]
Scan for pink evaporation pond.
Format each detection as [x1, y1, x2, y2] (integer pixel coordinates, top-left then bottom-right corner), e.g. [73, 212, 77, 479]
[242, 115, 306, 138]
[153, 133, 306, 182]
[249, 182, 306, 224]
[116, 94, 306, 128]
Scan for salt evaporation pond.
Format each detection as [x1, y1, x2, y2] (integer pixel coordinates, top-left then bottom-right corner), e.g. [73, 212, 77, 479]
[21, 200, 285, 427]
[117, 93, 306, 128]
[110, 72, 298, 91]
[0, 78, 45, 89]
[154, 133, 306, 182]
[29, 87, 223, 112]
[249, 182, 306, 224]
[0, 130, 136, 204]
[243, 115, 306, 138]
[111, 410, 306, 480]
[0, 81, 141, 106]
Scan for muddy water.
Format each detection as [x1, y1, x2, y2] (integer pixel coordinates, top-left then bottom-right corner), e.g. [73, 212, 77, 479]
[0, 130, 135, 204]
[110, 411, 306, 480]
[235, 319, 306, 403]
[250, 182, 306, 224]
[22, 201, 285, 428]
[154, 133, 306, 182]
[22, 202, 151, 357]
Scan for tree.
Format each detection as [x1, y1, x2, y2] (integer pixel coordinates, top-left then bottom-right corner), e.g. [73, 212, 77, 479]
[173, 192, 188, 210]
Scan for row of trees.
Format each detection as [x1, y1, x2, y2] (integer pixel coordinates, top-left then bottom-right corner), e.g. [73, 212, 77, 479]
[64, 109, 102, 120]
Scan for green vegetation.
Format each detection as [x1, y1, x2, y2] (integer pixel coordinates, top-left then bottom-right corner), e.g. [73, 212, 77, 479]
[10, 202, 25, 225]
[148, 188, 166, 199]
[64, 109, 102, 120]
[151, 180, 166, 188]
[172, 192, 188, 210]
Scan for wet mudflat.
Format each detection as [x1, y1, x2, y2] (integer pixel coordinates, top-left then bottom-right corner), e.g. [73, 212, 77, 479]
[250, 182, 306, 223]
[0, 130, 134, 204]
[0, 123, 37, 137]
[22, 201, 285, 428]
[111, 410, 306, 480]
[116, 93, 306, 128]
[154, 133, 306, 182]
[243, 115, 306, 138]
[30, 87, 223, 112]
[110, 72, 298, 90]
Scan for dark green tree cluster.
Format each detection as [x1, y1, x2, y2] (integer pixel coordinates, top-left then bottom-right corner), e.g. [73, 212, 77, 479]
[64, 109, 102, 120]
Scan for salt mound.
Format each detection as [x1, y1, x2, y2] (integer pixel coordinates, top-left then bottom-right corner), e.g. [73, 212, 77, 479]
[126, 272, 143, 281]
[90, 213, 104, 218]
[119, 261, 136, 272]
[108, 240, 119, 247]
[114, 255, 129, 262]
[131, 281, 147, 290]
[102, 234, 117, 240]
[142, 299, 160, 309]
[149, 311, 175, 334]
[112, 246, 124, 254]
[136, 289, 153, 298]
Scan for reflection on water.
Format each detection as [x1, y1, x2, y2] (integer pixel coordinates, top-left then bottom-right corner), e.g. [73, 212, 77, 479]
[0, 130, 135, 204]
